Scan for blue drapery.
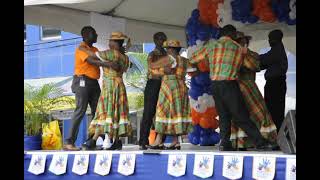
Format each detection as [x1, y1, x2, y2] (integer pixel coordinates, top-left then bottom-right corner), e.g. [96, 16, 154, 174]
[24, 152, 290, 180]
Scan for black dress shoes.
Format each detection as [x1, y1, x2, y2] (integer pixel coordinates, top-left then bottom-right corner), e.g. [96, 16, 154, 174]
[149, 144, 165, 150]
[139, 144, 149, 150]
[106, 140, 122, 150]
[255, 141, 275, 151]
[82, 139, 97, 150]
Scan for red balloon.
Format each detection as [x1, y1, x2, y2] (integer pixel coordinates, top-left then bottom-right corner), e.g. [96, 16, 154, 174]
[206, 107, 218, 118]
[191, 108, 201, 125]
[198, 60, 210, 72]
[252, 0, 276, 23]
[199, 116, 219, 129]
[198, 0, 223, 27]
[196, 106, 219, 129]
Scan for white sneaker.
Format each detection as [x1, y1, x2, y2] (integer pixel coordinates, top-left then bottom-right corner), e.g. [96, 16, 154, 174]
[102, 133, 112, 149]
[96, 136, 104, 146]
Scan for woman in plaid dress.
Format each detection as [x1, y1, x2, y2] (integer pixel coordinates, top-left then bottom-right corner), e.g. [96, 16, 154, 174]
[81, 32, 132, 150]
[149, 40, 193, 150]
[230, 32, 278, 150]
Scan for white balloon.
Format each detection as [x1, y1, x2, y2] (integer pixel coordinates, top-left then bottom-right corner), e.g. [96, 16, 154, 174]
[199, 93, 215, 108]
[190, 95, 207, 113]
[218, 16, 225, 27]
[189, 97, 197, 107]
[289, 12, 296, 20]
[187, 45, 197, 59]
[196, 40, 204, 46]
[190, 93, 216, 113]
[289, 0, 296, 20]
[216, 0, 245, 28]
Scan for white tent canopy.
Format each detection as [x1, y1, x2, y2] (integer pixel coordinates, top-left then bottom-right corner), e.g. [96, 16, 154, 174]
[24, 0, 296, 54]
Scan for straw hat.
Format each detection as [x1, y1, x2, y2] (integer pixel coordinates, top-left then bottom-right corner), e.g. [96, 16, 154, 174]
[235, 31, 252, 41]
[163, 40, 183, 48]
[108, 31, 129, 40]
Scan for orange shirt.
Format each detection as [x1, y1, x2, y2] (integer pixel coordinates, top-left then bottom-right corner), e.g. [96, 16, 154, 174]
[74, 42, 100, 79]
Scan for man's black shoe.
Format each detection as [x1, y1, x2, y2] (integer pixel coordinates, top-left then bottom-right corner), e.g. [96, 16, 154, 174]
[238, 148, 247, 151]
[219, 141, 236, 151]
[139, 145, 148, 150]
[272, 145, 281, 151]
[255, 143, 274, 151]
[82, 139, 96, 150]
[106, 140, 122, 150]
[219, 145, 236, 151]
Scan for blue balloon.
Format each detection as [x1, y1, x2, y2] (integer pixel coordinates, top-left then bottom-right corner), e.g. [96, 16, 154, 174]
[241, 17, 247, 23]
[186, 19, 196, 36]
[286, 18, 296, 25]
[212, 28, 220, 39]
[191, 76, 202, 87]
[191, 9, 200, 19]
[209, 132, 220, 144]
[194, 72, 211, 86]
[188, 125, 202, 145]
[231, 0, 255, 24]
[189, 125, 220, 146]
[200, 128, 212, 136]
[188, 133, 200, 145]
[191, 38, 197, 46]
[194, 124, 202, 134]
[272, 0, 291, 23]
[199, 135, 211, 146]
[197, 24, 212, 41]
[189, 87, 204, 100]
[247, 15, 259, 24]
[199, 130, 220, 146]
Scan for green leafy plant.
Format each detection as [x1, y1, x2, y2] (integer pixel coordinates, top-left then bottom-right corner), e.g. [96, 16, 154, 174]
[127, 52, 148, 69]
[24, 83, 75, 136]
[124, 71, 147, 93]
[127, 92, 144, 111]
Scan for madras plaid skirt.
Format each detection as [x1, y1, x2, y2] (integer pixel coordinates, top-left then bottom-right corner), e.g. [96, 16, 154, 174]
[230, 79, 278, 148]
[155, 75, 193, 135]
[89, 76, 131, 137]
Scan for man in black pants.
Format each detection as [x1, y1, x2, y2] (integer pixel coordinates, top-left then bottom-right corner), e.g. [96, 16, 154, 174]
[190, 25, 274, 151]
[260, 30, 288, 132]
[138, 32, 167, 150]
[63, 26, 120, 151]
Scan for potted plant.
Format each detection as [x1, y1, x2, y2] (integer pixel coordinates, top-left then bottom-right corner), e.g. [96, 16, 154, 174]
[24, 83, 74, 150]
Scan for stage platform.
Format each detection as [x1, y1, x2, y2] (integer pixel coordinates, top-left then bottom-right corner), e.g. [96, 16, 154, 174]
[24, 143, 296, 180]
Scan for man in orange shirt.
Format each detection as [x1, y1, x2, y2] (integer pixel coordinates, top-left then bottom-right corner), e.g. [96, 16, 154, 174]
[64, 26, 120, 151]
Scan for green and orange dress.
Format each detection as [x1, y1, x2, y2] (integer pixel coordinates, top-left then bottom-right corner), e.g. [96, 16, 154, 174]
[230, 50, 278, 149]
[88, 49, 131, 137]
[154, 56, 193, 135]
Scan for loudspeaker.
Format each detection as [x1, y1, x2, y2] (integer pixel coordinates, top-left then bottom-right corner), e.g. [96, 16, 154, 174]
[277, 110, 296, 154]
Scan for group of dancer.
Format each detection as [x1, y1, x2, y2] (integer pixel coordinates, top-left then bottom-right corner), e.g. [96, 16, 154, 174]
[63, 24, 288, 152]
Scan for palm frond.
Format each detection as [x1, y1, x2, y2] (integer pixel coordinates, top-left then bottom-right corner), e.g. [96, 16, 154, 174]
[24, 83, 75, 136]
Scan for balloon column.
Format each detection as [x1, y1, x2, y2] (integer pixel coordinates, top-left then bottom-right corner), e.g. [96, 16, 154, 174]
[185, 0, 296, 146]
[252, 0, 277, 23]
[198, 0, 223, 27]
[230, 0, 259, 24]
[289, 0, 296, 23]
[186, 9, 220, 47]
[197, 0, 296, 27]
[272, 0, 296, 25]
[186, 9, 220, 61]
[188, 72, 221, 146]
[186, 9, 220, 146]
